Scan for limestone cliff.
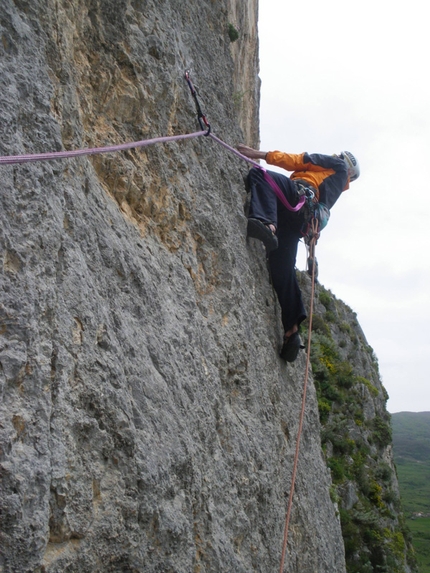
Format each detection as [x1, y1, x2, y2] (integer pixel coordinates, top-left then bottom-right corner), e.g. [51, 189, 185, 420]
[299, 277, 417, 573]
[0, 2, 411, 573]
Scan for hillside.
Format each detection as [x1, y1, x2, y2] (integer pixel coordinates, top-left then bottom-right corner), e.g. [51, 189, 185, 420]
[392, 412, 430, 464]
[392, 411, 430, 516]
[392, 412, 430, 572]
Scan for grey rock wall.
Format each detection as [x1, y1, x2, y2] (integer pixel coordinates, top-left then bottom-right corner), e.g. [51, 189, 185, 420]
[0, 1, 346, 572]
[301, 277, 417, 573]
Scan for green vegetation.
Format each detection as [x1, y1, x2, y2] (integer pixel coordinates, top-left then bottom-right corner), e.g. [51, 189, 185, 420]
[302, 281, 418, 572]
[227, 23, 239, 42]
[392, 412, 430, 571]
[392, 412, 430, 463]
[395, 458, 430, 514]
[232, 90, 249, 109]
[406, 519, 430, 573]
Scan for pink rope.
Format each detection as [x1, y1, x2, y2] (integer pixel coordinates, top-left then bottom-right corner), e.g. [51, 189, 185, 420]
[262, 171, 305, 212]
[209, 133, 305, 213]
[208, 133, 262, 168]
[0, 130, 207, 165]
[0, 127, 305, 213]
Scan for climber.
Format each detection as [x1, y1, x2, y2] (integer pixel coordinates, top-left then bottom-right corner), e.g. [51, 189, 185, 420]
[237, 144, 360, 362]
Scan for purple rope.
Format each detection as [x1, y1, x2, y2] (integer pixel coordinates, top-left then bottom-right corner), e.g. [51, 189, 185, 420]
[209, 133, 305, 213]
[262, 171, 305, 212]
[0, 127, 305, 213]
[0, 130, 207, 165]
[208, 133, 262, 169]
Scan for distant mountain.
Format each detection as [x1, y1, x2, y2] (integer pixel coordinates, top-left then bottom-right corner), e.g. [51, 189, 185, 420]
[392, 411, 430, 462]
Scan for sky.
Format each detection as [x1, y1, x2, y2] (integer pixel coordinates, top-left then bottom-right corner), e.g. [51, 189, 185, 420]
[257, 0, 430, 413]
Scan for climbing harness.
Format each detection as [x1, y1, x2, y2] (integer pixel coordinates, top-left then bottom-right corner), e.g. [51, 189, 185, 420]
[297, 185, 329, 281]
[302, 202, 330, 236]
[279, 218, 319, 573]
[295, 181, 316, 200]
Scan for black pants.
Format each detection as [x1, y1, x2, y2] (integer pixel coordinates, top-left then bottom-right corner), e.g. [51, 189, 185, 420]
[247, 167, 307, 333]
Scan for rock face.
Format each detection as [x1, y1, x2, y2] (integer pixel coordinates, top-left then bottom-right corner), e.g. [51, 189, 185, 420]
[0, 2, 410, 573]
[301, 278, 417, 573]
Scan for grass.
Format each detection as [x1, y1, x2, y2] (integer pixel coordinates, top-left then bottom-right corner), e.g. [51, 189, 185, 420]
[396, 460, 430, 572]
[392, 413, 430, 572]
[396, 459, 430, 514]
[405, 518, 430, 573]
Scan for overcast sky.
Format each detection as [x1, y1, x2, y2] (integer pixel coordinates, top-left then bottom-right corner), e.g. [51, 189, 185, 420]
[257, 0, 430, 414]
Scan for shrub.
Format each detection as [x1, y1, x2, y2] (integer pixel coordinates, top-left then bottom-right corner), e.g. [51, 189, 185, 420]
[369, 480, 384, 508]
[339, 321, 353, 334]
[325, 310, 337, 323]
[335, 362, 354, 388]
[319, 290, 332, 309]
[375, 463, 392, 483]
[328, 457, 345, 482]
[356, 375, 379, 397]
[311, 314, 331, 336]
[227, 23, 239, 42]
[371, 417, 392, 448]
[318, 398, 332, 423]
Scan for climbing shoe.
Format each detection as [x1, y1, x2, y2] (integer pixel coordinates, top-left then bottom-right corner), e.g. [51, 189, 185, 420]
[280, 332, 304, 363]
[247, 218, 278, 253]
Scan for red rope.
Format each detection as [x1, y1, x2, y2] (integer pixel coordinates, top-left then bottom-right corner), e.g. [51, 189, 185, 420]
[279, 219, 318, 573]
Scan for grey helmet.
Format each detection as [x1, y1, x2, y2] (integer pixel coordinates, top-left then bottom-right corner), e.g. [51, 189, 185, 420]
[341, 151, 360, 182]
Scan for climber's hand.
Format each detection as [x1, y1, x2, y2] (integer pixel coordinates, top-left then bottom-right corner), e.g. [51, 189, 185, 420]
[237, 144, 266, 161]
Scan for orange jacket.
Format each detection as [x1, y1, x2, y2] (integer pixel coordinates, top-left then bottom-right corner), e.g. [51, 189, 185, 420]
[265, 151, 349, 210]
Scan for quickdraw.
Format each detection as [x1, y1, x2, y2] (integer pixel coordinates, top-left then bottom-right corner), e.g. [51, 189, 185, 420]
[183, 71, 308, 214]
[301, 197, 330, 243]
[184, 71, 211, 135]
[296, 186, 328, 282]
